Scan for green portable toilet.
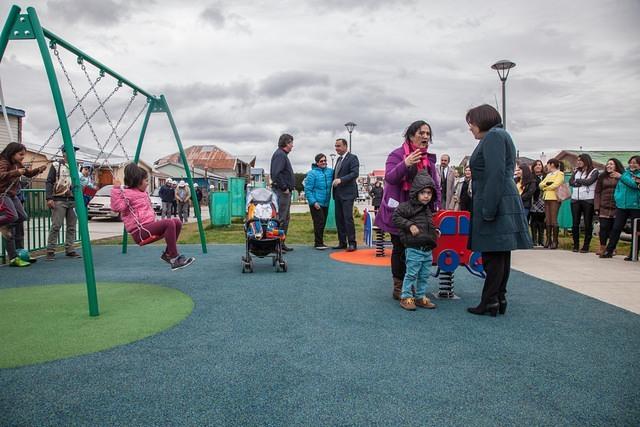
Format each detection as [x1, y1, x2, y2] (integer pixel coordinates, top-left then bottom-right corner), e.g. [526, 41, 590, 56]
[229, 177, 246, 218]
[211, 191, 231, 226]
[557, 172, 573, 230]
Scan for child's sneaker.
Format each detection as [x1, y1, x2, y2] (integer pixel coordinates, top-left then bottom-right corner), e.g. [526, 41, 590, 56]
[0, 225, 12, 240]
[415, 296, 436, 309]
[160, 251, 172, 264]
[9, 257, 30, 267]
[400, 297, 416, 311]
[170, 255, 195, 271]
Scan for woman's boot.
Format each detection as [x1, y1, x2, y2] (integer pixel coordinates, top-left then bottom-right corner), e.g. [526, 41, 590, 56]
[544, 226, 552, 248]
[392, 278, 403, 300]
[550, 226, 559, 249]
[580, 236, 591, 253]
[530, 225, 538, 247]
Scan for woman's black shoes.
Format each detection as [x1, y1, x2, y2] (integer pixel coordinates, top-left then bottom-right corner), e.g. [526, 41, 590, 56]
[499, 300, 507, 315]
[467, 303, 499, 317]
[599, 251, 613, 258]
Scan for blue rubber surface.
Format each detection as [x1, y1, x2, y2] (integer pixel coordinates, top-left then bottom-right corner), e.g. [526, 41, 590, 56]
[1, 245, 638, 426]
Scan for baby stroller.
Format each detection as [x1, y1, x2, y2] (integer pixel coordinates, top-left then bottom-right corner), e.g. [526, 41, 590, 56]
[242, 188, 287, 273]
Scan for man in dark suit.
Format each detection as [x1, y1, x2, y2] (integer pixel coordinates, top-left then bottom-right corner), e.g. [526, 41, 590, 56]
[439, 154, 456, 210]
[331, 138, 360, 252]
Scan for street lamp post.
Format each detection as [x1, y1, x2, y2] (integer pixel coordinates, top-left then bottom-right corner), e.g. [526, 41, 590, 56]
[344, 121, 357, 153]
[329, 153, 336, 168]
[491, 60, 516, 130]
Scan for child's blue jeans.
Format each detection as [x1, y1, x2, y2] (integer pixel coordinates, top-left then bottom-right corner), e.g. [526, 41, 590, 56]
[401, 247, 433, 299]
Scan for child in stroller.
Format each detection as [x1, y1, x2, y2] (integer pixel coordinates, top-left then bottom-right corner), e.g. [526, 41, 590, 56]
[242, 187, 287, 273]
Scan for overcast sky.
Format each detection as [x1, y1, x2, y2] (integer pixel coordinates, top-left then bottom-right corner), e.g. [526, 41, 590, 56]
[1, 0, 639, 174]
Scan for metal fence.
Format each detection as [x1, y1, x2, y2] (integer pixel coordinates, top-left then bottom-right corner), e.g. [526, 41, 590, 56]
[0, 189, 80, 263]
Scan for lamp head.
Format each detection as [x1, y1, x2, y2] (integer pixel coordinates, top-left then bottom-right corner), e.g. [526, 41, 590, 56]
[491, 60, 516, 81]
[344, 121, 357, 133]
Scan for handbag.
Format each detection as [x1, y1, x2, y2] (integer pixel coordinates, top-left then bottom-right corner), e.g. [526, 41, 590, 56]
[556, 182, 571, 201]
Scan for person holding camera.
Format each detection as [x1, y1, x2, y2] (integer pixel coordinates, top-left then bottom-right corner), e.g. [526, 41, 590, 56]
[0, 142, 47, 266]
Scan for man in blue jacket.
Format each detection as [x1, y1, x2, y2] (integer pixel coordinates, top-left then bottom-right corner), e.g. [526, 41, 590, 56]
[270, 133, 295, 251]
[332, 138, 360, 252]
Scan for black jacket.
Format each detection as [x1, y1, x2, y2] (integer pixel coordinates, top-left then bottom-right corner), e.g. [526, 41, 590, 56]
[332, 152, 360, 201]
[519, 179, 536, 209]
[369, 185, 383, 207]
[392, 171, 439, 249]
[159, 184, 175, 202]
[270, 148, 295, 191]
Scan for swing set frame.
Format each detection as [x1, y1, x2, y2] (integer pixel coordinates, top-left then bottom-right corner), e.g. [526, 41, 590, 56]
[0, 5, 208, 316]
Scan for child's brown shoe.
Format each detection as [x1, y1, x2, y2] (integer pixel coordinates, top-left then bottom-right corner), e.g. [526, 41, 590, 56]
[400, 297, 416, 311]
[415, 296, 436, 309]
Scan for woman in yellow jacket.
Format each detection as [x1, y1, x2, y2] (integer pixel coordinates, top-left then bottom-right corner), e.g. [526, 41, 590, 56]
[539, 158, 565, 249]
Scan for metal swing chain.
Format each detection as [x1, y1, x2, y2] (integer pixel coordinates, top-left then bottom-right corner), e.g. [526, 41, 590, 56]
[79, 60, 129, 160]
[95, 89, 137, 167]
[52, 47, 127, 190]
[99, 96, 150, 169]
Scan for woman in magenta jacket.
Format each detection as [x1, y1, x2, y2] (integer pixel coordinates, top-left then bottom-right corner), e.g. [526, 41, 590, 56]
[374, 120, 441, 300]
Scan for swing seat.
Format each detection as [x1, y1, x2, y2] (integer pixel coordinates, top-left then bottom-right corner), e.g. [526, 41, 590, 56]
[138, 234, 162, 246]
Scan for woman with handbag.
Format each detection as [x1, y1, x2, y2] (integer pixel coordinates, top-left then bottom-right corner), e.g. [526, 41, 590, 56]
[539, 158, 565, 249]
[569, 154, 599, 252]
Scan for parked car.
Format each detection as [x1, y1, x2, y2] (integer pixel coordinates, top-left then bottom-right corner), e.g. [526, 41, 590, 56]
[150, 188, 162, 215]
[87, 185, 120, 220]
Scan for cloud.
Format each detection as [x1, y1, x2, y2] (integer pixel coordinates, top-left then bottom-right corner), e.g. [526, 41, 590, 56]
[200, 3, 251, 34]
[258, 71, 331, 98]
[46, 0, 141, 27]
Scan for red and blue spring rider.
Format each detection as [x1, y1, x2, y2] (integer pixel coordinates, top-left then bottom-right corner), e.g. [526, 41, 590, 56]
[432, 210, 485, 298]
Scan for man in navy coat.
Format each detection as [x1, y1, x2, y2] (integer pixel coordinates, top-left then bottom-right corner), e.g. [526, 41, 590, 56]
[331, 138, 360, 251]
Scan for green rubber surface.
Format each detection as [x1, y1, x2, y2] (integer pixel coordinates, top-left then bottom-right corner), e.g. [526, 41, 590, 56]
[0, 283, 193, 368]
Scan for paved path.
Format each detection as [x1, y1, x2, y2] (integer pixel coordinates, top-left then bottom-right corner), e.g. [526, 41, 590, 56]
[512, 249, 639, 314]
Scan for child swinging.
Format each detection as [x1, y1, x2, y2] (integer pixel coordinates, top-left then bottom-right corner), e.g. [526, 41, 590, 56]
[110, 163, 195, 271]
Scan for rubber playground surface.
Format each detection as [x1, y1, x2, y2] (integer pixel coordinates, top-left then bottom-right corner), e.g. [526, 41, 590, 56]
[1, 244, 639, 426]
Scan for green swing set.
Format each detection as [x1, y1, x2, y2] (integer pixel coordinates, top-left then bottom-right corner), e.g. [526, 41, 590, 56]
[0, 4, 208, 316]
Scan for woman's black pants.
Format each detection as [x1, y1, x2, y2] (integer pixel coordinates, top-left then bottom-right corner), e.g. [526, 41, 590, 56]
[390, 233, 406, 280]
[605, 208, 640, 256]
[309, 205, 329, 247]
[480, 251, 511, 306]
[571, 200, 594, 248]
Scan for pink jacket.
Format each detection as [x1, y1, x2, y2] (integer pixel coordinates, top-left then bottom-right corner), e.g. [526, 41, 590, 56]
[110, 186, 156, 233]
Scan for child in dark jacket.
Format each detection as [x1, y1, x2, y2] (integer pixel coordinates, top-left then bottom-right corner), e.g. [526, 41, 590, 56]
[392, 170, 439, 311]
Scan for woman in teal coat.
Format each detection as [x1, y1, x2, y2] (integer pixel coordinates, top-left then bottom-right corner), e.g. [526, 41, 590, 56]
[466, 105, 532, 316]
[601, 155, 640, 260]
[304, 153, 334, 249]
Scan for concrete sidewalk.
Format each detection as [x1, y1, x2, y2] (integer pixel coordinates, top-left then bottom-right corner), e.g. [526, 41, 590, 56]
[512, 249, 639, 314]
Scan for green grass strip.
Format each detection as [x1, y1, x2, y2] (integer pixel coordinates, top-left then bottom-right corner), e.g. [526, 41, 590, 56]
[0, 283, 193, 369]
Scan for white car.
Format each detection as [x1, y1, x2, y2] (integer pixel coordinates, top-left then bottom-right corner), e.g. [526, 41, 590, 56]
[149, 188, 162, 215]
[87, 185, 120, 220]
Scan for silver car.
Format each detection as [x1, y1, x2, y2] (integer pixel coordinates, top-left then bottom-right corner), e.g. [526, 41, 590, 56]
[87, 185, 120, 220]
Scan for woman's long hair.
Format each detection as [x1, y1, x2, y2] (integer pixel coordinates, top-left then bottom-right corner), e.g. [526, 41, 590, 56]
[0, 142, 27, 164]
[577, 153, 594, 174]
[519, 163, 535, 186]
[597, 158, 625, 185]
